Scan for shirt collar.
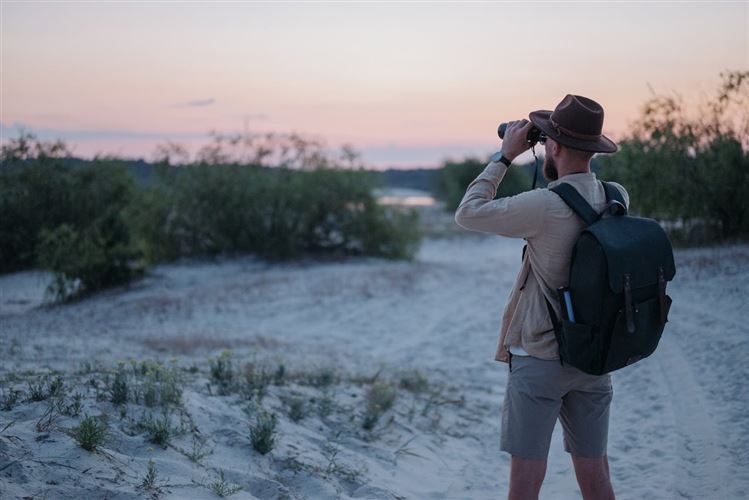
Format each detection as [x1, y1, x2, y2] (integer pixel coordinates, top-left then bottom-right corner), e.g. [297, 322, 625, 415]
[547, 171, 597, 188]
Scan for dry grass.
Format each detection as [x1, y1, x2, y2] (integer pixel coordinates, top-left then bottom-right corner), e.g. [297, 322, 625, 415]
[141, 333, 282, 355]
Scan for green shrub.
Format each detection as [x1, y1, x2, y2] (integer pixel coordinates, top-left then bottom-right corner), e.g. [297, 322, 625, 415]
[363, 381, 397, 430]
[286, 397, 306, 422]
[138, 411, 176, 448]
[74, 414, 108, 451]
[241, 363, 272, 401]
[138, 362, 182, 407]
[209, 351, 235, 395]
[110, 368, 128, 405]
[599, 71, 749, 243]
[433, 157, 534, 212]
[398, 369, 429, 393]
[206, 469, 242, 497]
[1, 132, 421, 291]
[135, 164, 420, 262]
[249, 411, 277, 455]
[1, 137, 145, 295]
[141, 459, 158, 489]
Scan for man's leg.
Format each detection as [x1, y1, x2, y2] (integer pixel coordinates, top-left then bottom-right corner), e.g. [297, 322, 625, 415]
[570, 455, 615, 500]
[559, 370, 615, 500]
[501, 356, 563, 499]
[509, 456, 547, 500]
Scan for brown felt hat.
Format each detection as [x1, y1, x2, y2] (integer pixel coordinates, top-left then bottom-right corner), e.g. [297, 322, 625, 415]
[529, 94, 617, 153]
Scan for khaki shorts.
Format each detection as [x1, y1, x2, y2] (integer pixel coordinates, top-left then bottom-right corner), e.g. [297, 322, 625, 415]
[500, 354, 613, 460]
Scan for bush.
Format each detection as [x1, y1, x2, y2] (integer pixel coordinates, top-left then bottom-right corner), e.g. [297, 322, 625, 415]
[135, 164, 420, 262]
[249, 411, 277, 455]
[599, 71, 749, 243]
[433, 157, 536, 212]
[363, 381, 397, 430]
[1, 132, 421, 297]
[1, 138, 145, 298]
[138, 411, 176, 448]
[73, 414, 109, 451]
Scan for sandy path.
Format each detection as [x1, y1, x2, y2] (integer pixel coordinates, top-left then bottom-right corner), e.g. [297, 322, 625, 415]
[1, 234, 747, 499]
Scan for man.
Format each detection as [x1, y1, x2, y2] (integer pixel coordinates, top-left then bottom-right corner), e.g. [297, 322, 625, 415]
[454, 95, 627, 500]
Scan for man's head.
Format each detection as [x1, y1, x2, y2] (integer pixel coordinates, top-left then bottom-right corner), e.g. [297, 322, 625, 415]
[543, 138, 595, 181]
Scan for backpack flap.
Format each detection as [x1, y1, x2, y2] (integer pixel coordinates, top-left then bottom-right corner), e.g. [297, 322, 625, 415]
[586, 215, 676, 293]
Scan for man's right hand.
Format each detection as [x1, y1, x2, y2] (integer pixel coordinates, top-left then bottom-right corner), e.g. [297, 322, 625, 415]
[501, 120, 534, 162]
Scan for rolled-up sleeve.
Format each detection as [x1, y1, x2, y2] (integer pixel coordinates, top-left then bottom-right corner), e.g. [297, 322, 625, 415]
[454, 162, 546, 239]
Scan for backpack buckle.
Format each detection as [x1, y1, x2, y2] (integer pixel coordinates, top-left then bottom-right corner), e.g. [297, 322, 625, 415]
[605, 200, 627, 217]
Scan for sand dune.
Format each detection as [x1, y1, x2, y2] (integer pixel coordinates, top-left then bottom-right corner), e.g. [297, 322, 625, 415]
[1, 232, 747, 499]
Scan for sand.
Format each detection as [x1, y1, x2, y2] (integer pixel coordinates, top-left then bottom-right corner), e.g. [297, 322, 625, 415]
[1, 216, 748, 499]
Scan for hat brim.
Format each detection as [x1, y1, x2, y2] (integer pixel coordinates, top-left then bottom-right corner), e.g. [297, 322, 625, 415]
[529, 110, 618, 153]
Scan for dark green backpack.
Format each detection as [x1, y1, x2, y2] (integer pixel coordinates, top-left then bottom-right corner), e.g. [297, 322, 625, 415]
[546, 181, 676, 375]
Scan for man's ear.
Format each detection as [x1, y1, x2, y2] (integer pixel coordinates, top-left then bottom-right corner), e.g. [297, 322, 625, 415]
[549, 140, 561, 157]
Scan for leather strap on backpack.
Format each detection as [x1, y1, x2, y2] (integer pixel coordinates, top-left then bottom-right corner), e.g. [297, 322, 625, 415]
[658, 267, 667, 324]
[623, 273, 635, 334]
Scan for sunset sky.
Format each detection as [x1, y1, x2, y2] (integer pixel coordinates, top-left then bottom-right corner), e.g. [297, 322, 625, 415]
[2, 1, 747, 167]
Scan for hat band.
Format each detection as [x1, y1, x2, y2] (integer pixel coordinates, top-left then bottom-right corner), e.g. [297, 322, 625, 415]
[550, 118, 601, 141]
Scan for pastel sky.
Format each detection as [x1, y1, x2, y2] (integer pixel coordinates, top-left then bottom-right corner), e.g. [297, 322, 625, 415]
[2, 1, 747, 167]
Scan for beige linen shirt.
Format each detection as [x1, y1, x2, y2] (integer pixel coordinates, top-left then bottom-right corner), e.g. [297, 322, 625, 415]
[454, 162, 629, 363]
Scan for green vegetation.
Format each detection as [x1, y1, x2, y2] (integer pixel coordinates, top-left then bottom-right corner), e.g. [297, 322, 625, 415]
[362, 381, 397, 430]
[433, 157, 539, 212]
[600, 71, 749, 243]
[249, 410, 278, 455]
[0, 132, 421, 301]
[73, 414, 109, 451]
[137, 411, 180, 448]
[110, 368, 129, 405]
[205, 469, 243, 497]
[141, 459, 158, 489]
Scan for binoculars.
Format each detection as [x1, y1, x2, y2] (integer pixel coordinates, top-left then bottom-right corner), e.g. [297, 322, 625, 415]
[497, 122, 546, 147]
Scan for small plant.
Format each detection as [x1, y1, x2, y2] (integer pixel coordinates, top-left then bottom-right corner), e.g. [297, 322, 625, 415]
[138, 362, 183, 407]
[47, 375, 65, 399]
[286, 397, 306, 422]
[183, 433, 212, 463]
[27, 378, 48, 402]
[36, 398, 64, 432]
[363, 381, 397, 430]
[1, 388, 21, 411]
[249, 411, 277, 455]
[306, 367, 336, 388]
[206, 469, 242, 497]
[242, 363, 272, 401]
[74, 414, 108, 451]
[63, 392, 83, 416]
[209, 351, 234, 394]
[323, 433, 366, 483]
[317, 391, 334, 418]
[138, 411, 176, 448]
[399, 369, 429, 394]
[110, 368, 128, 405]
[141, 459, 157, 489]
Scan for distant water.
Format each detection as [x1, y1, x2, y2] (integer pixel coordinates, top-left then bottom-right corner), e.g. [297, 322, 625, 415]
[374, 188, 435, 207]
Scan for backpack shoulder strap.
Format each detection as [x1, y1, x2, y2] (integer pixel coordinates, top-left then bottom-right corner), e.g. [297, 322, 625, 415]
[549, 183, 600, 226]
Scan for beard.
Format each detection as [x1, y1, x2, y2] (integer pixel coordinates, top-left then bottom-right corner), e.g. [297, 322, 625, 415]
[543, 154, 558, 181]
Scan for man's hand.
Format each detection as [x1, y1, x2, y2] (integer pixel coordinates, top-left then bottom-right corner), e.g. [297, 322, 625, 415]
[501, 119, 534, 162]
